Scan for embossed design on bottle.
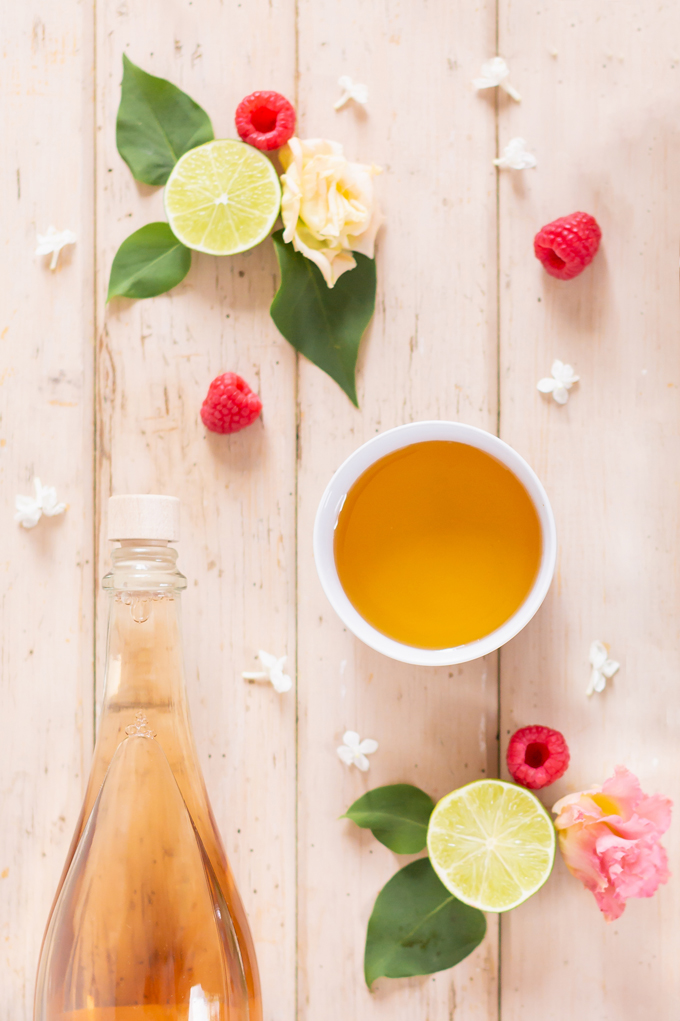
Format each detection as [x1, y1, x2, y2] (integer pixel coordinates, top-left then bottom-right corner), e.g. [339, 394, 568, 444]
[125, 711, 156, 739]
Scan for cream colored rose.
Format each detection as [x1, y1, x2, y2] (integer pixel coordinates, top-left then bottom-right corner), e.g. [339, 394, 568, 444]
[279, 137, 383, 288]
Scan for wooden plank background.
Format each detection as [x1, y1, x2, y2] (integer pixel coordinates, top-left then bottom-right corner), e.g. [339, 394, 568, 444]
[2, 2, 678, 1019]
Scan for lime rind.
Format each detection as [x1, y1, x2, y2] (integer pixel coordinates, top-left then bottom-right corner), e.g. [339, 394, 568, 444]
[164, 139, 281, 256]
[426, 779, 556, 913]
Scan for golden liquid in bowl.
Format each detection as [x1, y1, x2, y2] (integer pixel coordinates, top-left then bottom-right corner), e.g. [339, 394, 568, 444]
[334, 440, 542, 649]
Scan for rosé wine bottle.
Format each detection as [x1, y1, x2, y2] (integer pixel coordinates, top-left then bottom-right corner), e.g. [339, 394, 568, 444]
[35, 495, 261, 1021]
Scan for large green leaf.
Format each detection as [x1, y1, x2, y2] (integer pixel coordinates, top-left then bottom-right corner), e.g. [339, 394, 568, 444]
[116, 54, 214, 186]
[107, 222, 191, 301]
[364, 858, 486, 989]
[345, 784, 435, 854]
[270, 230, 376, 406]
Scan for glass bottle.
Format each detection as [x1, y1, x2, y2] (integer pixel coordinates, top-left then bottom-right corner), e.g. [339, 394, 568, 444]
[35, 495, 262, 1021]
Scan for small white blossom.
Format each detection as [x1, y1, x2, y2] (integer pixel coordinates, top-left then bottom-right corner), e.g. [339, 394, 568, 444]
[473, 57, 521, 102]
[334, 75, 369, 110]
[15, 478, 67, 529]
[587, 640, 620, 696]
[537, 360, 579, 405]
[242, 650, 292, 693]
[494, 137, 536, 170]
[35, 226, 77, 270]
[337, 730, 378, 772]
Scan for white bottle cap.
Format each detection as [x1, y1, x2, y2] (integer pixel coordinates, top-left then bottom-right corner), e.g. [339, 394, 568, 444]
[108, 495, 180, 542]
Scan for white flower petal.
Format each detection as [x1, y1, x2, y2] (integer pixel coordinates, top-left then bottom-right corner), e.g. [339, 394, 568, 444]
[592, 670, 607, 693]
[589, 641, 608, 668]
[35, 226, 76, 270]
[484, 57, 509, 80]
[271, 670, 293, 693]
[15, 494, 39, 513]
[553, 363, 579, 388]
[337, 730, 378, 768]
[279, 136, 381, 287]
[243, 650, 291, 693]
[15, 502, 42, 528]
[500, 80, 522, 102]
[334, 75, 369, 110]
[473, 57, 510, 89]
[347, 200, 384, 261]
[289, 224, 356, 287]
[342, 730, 361, 749]
[587, 642, 619, 696]
[494, 137, 536, 170]
[537, 360, 579, 404]
[41, 485, 66, 516]
[15, 478, 66, 528]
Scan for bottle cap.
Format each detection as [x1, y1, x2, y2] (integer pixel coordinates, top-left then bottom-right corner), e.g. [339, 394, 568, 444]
[108, 495, 180, 542]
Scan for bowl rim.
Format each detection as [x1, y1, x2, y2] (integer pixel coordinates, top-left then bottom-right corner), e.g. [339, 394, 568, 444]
[313, 420, 557, 666]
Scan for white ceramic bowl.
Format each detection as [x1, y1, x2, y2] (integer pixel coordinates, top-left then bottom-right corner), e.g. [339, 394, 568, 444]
[313, 421, 557, 666]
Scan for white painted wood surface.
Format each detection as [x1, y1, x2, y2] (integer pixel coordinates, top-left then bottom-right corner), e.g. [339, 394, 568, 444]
[295, 3, 499, 1018]
[0, 3, 95, 1017]
[499, 4, 680, 1018]
[96, 4, 298, 1016]
[2, 2, 679, 1019]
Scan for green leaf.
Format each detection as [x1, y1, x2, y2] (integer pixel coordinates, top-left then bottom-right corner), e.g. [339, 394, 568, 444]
[364, 858, 486, 989]
[345, 784, 435, 854]
[116, 54, 214, 186]
[107, 222, 191, 301]
[270, 230, 376, 406]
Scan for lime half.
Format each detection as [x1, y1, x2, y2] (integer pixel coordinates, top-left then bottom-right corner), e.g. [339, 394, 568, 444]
[427, 779, 555, 912]
[164, 139, 281, 256]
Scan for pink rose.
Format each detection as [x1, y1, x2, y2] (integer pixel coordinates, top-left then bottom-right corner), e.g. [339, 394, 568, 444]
[552, 766, 672, 921]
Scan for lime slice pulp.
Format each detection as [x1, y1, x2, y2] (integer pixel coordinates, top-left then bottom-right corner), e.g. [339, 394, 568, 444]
[426, 779, 555, 912]
[164, 139, 281, 256]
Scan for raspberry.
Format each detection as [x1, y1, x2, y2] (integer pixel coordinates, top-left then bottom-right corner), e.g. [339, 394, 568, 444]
[506, 725, 570, 790]
[533, 212, 601, 281]
[200, 373, 262, 435]
[235, 91, 296, 151]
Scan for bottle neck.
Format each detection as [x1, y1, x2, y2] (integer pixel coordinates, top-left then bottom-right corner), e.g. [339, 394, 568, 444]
[101, 543, 188, 711]
[103, 541, 187, 594]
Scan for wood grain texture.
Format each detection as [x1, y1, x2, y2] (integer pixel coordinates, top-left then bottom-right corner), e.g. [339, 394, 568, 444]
[295, 2, 500, 1018]
[95, 4, 297, 1017]
[0, 2, 95, 1016]
[498, 2, 680, 1017]
[4, 1, 680, 1018]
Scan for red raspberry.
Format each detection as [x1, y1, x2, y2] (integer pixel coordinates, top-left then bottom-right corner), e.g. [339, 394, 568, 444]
[534, 212, 602, 280]
[235, 91, 296, 151]
[200, 373, 262, 435]
[506, 725, 570, 790]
